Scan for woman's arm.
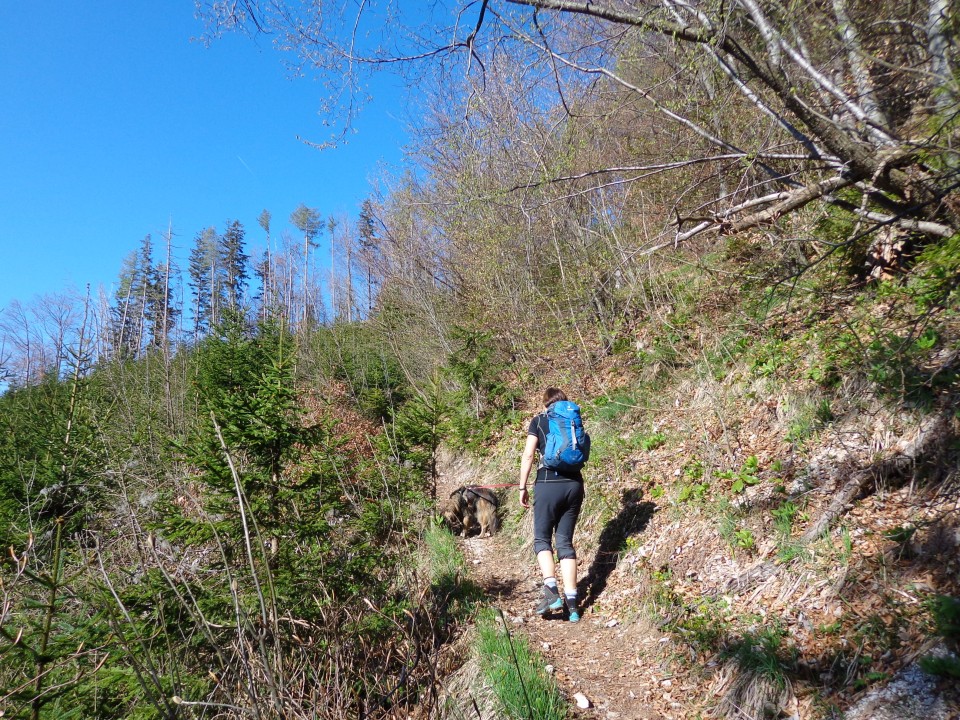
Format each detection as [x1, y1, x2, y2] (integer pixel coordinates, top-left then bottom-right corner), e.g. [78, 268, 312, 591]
[519, 432, 538, 508]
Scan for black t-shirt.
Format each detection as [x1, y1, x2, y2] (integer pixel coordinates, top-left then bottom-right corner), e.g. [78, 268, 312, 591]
[528, 413, 584, 482]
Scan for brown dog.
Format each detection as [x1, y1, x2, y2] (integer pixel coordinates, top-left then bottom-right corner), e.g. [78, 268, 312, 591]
[442, 486, 499, 537]
[441, 491, 470, 536]
[472, 487, 499, 537]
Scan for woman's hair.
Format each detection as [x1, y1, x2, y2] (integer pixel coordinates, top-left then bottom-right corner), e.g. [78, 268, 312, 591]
[542, 387, 568, 407]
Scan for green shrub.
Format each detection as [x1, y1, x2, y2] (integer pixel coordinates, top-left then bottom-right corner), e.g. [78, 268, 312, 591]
[919, 595, 960, 678]
[904, 232, 960, 313]
[751, 339, 786, 377]
[684, 459, 705, 481]
[927, 595, 960, 641]
[638, 432, 667, 451]
[718, 456, 761, 494]
[310, 322, 409, 419]
[444, 326, 521, 450]
[733, 528, 756, 550]
[919, 655, 960, 678]
[677, 482, 710, 503]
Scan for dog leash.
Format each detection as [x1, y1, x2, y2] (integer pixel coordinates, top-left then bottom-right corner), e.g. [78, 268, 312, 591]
[448, 483, 515, 497]
[448, 483, 514, 502]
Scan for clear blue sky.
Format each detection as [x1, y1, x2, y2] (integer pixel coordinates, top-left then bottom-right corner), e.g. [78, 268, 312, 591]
[0, 3, 409, 311]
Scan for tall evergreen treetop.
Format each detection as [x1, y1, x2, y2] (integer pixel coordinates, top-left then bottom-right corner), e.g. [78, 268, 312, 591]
[220, 219, 249, 312]
[188, 227, 219, 340]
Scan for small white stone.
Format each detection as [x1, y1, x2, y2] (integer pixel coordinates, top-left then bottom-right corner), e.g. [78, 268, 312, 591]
[662, 679, 672, 688]
[573, 692, 591, 709]
[473, 559, 481, 565]
[543, 642, 552, 650]
[545, 664, 554, 674]
[606, 619, 619, 628]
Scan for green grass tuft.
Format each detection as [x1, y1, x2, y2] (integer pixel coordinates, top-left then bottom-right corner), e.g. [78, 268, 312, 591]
[424, 519, 467, 585]
[474, 608, 568, 720]
[422, 520, 485, 615]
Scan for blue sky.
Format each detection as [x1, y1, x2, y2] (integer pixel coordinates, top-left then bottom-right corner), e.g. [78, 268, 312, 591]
[0, 3, 410, 311]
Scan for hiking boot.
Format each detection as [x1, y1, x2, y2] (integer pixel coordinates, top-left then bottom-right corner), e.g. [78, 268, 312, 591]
[566, 598, 580, 623]
[536, 585, 563, 615]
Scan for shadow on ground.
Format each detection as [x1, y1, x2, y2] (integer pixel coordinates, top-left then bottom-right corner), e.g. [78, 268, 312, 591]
[477, 575, 522, 600]
[580, 488, 657, 609]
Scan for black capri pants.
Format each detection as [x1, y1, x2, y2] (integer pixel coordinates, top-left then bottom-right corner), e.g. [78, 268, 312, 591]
[533, 479, 584, 560]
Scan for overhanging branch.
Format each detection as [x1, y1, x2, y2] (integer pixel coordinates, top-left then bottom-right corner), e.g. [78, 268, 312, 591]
[675, 173, 861, 241]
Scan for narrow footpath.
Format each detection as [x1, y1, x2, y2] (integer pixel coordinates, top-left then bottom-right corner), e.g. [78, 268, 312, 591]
[438, 454, 679, 720]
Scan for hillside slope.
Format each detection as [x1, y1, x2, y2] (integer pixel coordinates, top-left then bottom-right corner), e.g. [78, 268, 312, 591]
[433, 363, 959, 718]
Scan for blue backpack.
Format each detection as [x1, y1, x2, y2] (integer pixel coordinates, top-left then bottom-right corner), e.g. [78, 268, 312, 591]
[542, 401, 591, 472]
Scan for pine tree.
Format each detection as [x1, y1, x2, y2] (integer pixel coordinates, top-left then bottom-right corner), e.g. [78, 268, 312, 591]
[0, 309, 109, 715]
[290, 204, 322, 326]
[220, 219, 249, 312]
[110, 239, 151, 359]
[255, 210, 274, 321]
[144, 233, 179, 353]
[357, 198, 382, 314]
[188, 228, 218, 341]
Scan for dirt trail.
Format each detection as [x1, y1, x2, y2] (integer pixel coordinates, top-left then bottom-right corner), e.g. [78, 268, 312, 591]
[438, 453, 674, 720]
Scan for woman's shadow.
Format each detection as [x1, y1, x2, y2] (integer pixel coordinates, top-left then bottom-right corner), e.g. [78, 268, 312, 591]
[579, 488, 657, 609]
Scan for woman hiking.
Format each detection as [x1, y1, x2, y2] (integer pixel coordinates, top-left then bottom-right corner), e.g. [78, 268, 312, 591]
[518, 387, 588, 623]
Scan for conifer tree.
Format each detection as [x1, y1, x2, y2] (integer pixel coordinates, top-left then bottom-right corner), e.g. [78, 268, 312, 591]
[255, 210, 274, 321]
[111, 249, 146, 359]
[0, 308, 115, 719]
[145, 237, 179, 353]
[109, 235, 177, 358]
[357, 198, 382, 314]
[220, 219, 249, 312]
[290, 204, 322, 326]
[188, 227, 219, 340]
